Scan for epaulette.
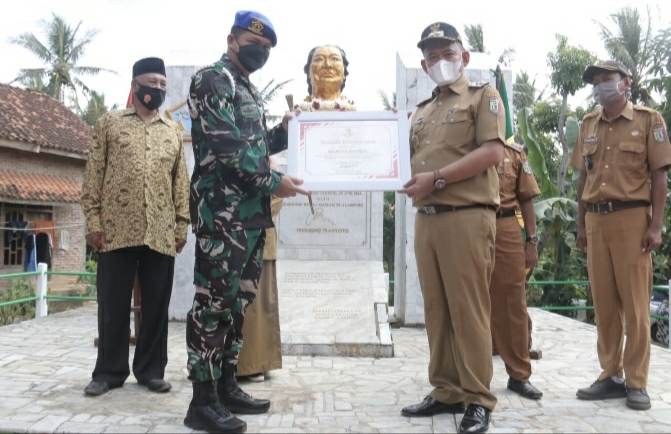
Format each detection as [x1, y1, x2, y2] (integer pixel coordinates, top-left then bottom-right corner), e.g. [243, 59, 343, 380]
[504, 141, 524, 153]
[468, 81, 489, 88]
[192, 64, 236, 100]
[632, 104, 657, 114]
[583, 109, 600, 120]
[416, 95, 434, 108]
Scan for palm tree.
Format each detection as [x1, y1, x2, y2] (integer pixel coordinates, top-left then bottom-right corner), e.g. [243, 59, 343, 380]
[463, 24, 515, 67]
[9, 13, 115, 109]
[463, 24, 485, 53]
[377, 90, 396, 111]
[81, 91, 118, 126]
[596, 6, 656, 105]
[255, 78, 293, 123]
[513, 70, 547, 113]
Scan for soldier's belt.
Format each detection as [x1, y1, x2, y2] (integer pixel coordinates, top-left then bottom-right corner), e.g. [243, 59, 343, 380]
[417, 204, 496, 215]
[496, 209, 517, 219]
[585, 200, 650, 214]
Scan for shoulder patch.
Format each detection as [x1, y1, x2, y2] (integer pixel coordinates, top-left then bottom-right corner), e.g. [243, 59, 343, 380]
[653, 125, 667, 143]
[193, 64, 236, 100]
[504, 141, 524, 153]
[522, 160, 533, 175]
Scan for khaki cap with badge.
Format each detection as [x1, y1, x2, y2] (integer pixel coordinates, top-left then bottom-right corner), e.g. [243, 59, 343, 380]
[417, 22, 462, 49]
[582, 60, 632, 84]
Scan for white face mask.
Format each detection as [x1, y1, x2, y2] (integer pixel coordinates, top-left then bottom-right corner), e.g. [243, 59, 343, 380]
[427, 59, 462, 86]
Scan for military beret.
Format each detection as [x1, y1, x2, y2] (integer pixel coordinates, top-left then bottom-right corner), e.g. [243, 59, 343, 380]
[582, 60, 632, 84]
[417, 22, 462, 49]
[233, 10, 277, 47]
[132, 57, 165, 78]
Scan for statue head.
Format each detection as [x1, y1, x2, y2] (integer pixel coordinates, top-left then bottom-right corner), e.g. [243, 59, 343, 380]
[304, 45, 349, 98]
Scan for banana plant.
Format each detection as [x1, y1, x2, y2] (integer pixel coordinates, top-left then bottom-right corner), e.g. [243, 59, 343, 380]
[517, 107, 559, 198]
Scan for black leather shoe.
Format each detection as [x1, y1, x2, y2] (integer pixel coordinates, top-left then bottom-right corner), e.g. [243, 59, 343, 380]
[401, 396, 465, 417]
[218, 365, 270, 414]
[458, 404, 490, 434]
[576, 378, 627, 400]
[84, 380, 110, 396]
[138, 379, 172, 393]
[507, 378, 543, 400]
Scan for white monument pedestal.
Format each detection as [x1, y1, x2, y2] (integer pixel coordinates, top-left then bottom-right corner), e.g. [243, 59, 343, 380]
[278, 260, 392, 357]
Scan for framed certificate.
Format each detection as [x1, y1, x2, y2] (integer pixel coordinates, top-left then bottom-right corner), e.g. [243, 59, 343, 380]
[287, 111, 411, 191]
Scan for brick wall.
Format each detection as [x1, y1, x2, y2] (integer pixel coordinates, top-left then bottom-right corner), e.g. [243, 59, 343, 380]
[0, 147, 86, 182]
[1, 147, 87, 273]
[52, 203, 86, 272]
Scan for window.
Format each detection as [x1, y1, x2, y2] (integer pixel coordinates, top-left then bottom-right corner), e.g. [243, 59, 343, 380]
[0, 202, 53, 268]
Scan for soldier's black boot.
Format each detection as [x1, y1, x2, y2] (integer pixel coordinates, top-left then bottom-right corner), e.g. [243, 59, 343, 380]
[218, 364, 271, 414]
[184, 381, 247, 433]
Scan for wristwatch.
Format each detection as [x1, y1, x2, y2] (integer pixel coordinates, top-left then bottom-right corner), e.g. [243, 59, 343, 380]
[433, 170, 446, 190]
[526, 235, 539, 245]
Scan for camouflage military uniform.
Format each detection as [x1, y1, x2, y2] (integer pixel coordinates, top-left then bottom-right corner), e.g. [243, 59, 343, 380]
[186, 54, 288, 383]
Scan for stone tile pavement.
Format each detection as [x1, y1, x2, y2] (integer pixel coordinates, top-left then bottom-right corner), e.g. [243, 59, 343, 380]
[1, 305, 671, 433]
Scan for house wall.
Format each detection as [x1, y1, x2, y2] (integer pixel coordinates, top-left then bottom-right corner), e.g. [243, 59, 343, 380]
[0, 148, 87, 274]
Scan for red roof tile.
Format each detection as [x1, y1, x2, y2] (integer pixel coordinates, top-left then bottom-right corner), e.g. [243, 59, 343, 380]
[0, 169, 81, 203]
[0, 83, 92, 155]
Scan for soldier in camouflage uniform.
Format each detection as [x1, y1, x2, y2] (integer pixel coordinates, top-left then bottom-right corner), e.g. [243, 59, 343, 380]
[183, 10, 308, 434]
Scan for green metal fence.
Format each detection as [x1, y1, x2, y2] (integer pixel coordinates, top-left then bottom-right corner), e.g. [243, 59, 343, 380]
[0, 269, 669, 323]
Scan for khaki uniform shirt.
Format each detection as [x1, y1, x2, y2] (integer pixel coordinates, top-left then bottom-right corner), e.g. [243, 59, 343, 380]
[263, 196, 283, 260]
[80, 107, 190, 257]
[497, 145, 541, 211]
[569, 102, 671, 204]
[410, 74, 506, 208]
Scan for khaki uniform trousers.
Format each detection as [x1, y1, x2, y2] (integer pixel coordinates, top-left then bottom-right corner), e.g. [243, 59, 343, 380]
[586, 206, 652, 388]
[237, 260, 282, 377]
[415, 208, 497, 411]
[490, 216, 532, 382]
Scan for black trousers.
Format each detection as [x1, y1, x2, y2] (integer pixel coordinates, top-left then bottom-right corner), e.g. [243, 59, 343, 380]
[92, 245, 175, 386]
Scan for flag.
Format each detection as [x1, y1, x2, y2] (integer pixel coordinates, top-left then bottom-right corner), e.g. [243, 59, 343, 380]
[494, 65, 514, 144]
[126, 89, 134, 108]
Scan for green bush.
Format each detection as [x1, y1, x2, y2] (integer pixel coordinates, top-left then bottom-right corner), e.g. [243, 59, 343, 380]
[76, 258, 98, 297]
[0, 278, 36, 325]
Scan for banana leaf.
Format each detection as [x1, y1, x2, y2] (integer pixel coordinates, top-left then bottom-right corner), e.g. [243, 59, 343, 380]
[565, 116, 579, 155]
[518, 108, 560, 198]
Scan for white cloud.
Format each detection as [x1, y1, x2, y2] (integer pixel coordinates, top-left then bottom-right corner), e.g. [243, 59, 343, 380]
[1, 0, 668, 116]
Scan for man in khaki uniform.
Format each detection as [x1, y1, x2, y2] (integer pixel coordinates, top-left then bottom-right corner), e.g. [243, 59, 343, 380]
[491, 143, 543, 400]
[399, 22, 505, 434]
[571, 60, 671, 411]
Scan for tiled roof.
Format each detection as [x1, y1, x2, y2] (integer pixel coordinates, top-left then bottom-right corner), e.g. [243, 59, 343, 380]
[0, 169, 81, 203]
[0, 83, 92, 155]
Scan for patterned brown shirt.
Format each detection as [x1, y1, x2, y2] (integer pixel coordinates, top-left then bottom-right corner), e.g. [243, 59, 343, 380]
[80, 107, 190, 257]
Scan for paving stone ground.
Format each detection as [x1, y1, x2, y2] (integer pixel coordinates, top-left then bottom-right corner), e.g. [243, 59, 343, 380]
[1, 305, 671, 433]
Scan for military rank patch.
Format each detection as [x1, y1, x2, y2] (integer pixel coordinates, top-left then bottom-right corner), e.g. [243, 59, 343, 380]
[489, 98, 501, 115]
[653, 126, 667, 143]
[522, 160, 533, 174]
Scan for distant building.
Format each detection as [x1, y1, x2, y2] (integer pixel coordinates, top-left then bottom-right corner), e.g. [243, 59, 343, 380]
[0, 84, 90, 276]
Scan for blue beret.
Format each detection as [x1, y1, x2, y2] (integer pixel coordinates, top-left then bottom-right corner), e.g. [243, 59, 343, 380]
[233, 10, 277, 47]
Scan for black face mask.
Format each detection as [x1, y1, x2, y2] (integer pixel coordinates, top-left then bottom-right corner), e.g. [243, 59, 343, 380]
[235, 41, 269, 73]
[135, 84, 166, 111]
